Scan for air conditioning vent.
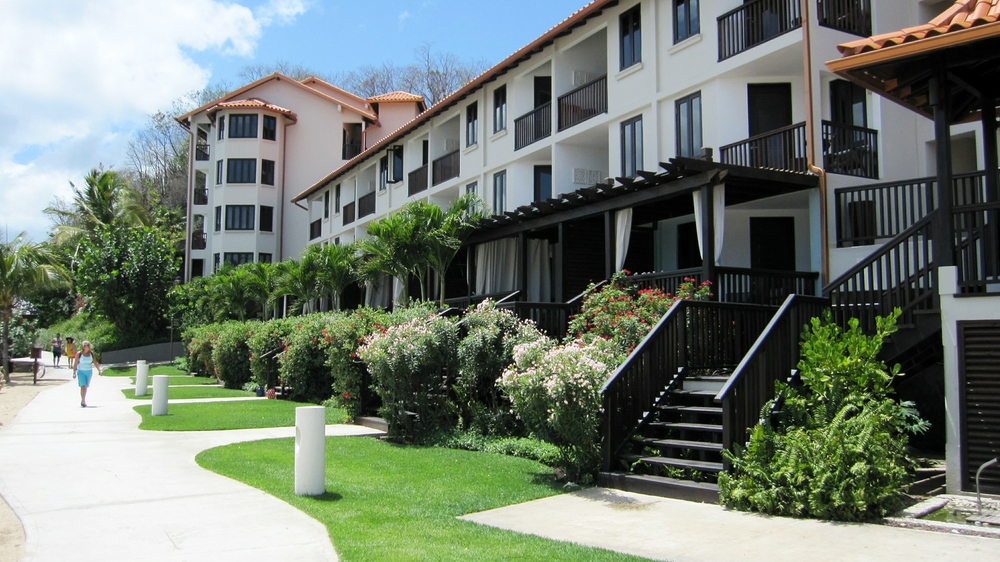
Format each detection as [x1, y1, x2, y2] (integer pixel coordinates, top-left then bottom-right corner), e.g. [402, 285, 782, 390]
[573, 71, 598, 86]
[445, 139, 459, 152]
[573, 168, 604, 185]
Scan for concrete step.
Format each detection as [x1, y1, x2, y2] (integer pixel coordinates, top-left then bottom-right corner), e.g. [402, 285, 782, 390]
[682, 378, 727, 393]
[597, 472, 719, 504]
[355, 416, 388, 432]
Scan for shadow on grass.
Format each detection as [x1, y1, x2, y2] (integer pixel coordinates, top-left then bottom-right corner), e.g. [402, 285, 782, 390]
[307, 491, 343, 502]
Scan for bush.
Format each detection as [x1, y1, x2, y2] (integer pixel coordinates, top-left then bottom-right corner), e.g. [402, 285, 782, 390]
[498, 337, 618, 482]
[718, 311, 929, 521]
[247, 318, 293, 390]
[358, 315, 459, 439]
[320, 307, 395, 420]
[278, 314, 338, 403]
[36, 313, 117, 357]
[8, 315, 39, 358]
[211, 321, 253, 389]
[422, 429, 561, 466]
[183, 323, 218, 377]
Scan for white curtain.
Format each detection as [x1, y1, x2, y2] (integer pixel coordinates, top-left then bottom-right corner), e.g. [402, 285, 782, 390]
[475, 238, 519, 295]
[615, 208, 633, 271]
[392, 276, 404, 307]
[526, 239, 552, 302]
[692, 184, 726, 265]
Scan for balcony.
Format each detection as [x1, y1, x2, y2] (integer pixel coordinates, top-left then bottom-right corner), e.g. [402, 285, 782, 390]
[195, 143, 210, 161]
[190, 231, 206, 250]
[343, 142, 362, 160]
[822, 120, 879, 179]
[432, 150, 460, 186]
[514, 102, 552, 150]
[343, 202, 355, 226]
[719, 122, 808, 173]
[817, 0, 871, 37]
[408, 165, 428, 196]
[718, 0, 802, 61]
[309, 220, 322, 241]
[193, 188, 208, 206]
[358, 191, 376, 218]
[558, 75, 607, 132]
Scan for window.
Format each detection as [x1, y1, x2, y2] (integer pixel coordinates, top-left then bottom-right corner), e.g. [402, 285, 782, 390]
[225, 205, 255, 230]
[620, 5, 642, 70]
[621, 115, 643, 177]
[214, 206, 222, 231]
[229, 114, 258, 138]
[391, 146, 403, 183]
[258, 253, 272, 264]
[262, 115, 277, 141]
[227, 158, 257, 184]
[673, 0, 699, 44]
[324, 190, 330, 219]
[534, 165, 552, 202]
[466, 181, 477, 196]
[493, 171, 507, 214]
[335, 184, 341, 213]
[379, 154, 389, 191]
[261, 159, 275, 186]
[216, 160, 223, 185]
[466, 102, 478, 147]
[259, 205, 274, 232]
[422, 140, 429, 165]
[676, 92, 702, 158]
[493, 86, 507, 133]
[213, 253, 220, 274]
[217, 116, 225, 141]
[830, 79, 867, 127]
[223, 252, 254, 266]
[191, 259, 204, 278]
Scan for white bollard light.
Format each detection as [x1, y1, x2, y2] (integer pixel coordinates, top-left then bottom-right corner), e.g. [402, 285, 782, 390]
[135, 360, 149, 397]
[294, 406, 326, 496]
[151, 375, 169, 416]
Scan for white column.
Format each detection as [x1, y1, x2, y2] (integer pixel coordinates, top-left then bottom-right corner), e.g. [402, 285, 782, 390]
[151, 375, 169, 416]
[294, 406, 327, 496]
[135, 360, 149, 397]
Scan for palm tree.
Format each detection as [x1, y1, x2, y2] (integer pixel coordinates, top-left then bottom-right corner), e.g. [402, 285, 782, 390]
[45, 168, 151, 244]
[360, 210, 425, 303]
[243, 261, 280, 319]
[1, 234, 69, 382]
[316, 242, 360, 311]
[419, 194, 487, 305]
[208, 264, 264, 321]
[279, 252, 323, 315]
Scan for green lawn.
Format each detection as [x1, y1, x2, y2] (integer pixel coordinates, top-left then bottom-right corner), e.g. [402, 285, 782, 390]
[128, 375, 220, 386]
[197, 438, 652, 562]
[122, 387, 254, 400]
[134, 400, 347, 431]
[105, 365, 213, 380]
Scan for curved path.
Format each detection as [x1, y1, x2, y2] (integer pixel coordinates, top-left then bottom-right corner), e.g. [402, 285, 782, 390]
[0, 370, 380, 562]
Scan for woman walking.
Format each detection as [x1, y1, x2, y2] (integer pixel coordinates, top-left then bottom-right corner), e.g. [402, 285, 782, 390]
[73, 341, 100, 408]
[65, 337, 76, 369]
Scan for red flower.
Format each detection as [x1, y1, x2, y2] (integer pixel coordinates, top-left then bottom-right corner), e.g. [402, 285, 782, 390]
[343, 391, 350, 399]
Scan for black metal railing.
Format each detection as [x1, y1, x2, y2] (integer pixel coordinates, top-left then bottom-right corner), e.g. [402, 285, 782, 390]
[195, 144, 210, 161]
[343, 142, 362, 160]
[718, 0, 802, 61]
[343, 202, 355, 225]
[719, 122, 808, 173]
[628, 269, 703, 293]
[716, 295, 829, 453]
[511, 302, 575, 338]
[600, 300, 776, 469]
[358, 192, 376, 218]
[817, 0, 872, 37]
[715, 267, 820, 304]
[953, 201, 1000, 294]
[191, 231, 207, 250]
[408, 165, 429, 196]
[193, 188, 208, 205]
[824, 212, 937, 332]
[443, 290, 521, 311]
[558, 75, 607, 132]
[822, 120, 879, 179]
[432, 150, 460, 186]
[309, 220, 322, 240]
[514, 102, 552, 150]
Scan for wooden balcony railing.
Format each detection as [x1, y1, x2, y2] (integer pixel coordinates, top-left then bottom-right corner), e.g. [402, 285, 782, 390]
[343, 142, 362, 160]
[343, 202, 355, 226]
[514, 102, 552, 150]
[190, 231, 207, 250]
[953, 201, 1000, 295]
[817, 0, 872, 37]
[718, 0, 802, 61]
[309, 219, 322, 241]
[558, 75, 607, 132]
[719, 122, 808, 173]
[193, 188, 208, 205]
[358, 192, 376, 218]
[628, 268, 703, 293]
[432, 150, 460, 186]
[195, 144, 210, 161]
[408, 165, 429, 196]
[822, 120, 879, 179]
[715, 267, 819, 304]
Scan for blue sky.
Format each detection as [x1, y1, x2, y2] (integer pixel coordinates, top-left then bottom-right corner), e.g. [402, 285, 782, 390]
[0, 0, 588, 244]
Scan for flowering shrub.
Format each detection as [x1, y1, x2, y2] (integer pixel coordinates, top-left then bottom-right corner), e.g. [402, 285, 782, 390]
[278, 314, 338, 403]
[498, 337, 618, 481]
[358, 315, 459, 439]
[456, 300, 548, 435]
[211, 321, 253, 389]
[568, 270, 712, 356]
[183, 324, 217, 377]
[247, 318, 294, 390]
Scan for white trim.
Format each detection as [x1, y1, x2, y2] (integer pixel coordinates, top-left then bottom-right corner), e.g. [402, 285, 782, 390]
[667, 33, 702, 55]
[615, 61, 644, 81]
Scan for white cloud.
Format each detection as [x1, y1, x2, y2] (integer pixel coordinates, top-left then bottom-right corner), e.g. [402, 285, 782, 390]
[398, 10, 412, 29]
[0, 0, 307, 243]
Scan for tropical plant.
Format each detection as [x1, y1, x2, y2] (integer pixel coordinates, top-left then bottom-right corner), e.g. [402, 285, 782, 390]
[278, 252, 323, 315]
[360, 209, 425, 303]
[0, 233, 69, 382]
[418, 194, 487, 305]
[208, 264, 265, 321]
[316, 241, 361, 311]
[45, 167, 151, 244]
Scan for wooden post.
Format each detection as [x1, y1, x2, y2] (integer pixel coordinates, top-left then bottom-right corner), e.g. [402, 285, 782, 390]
[701, 184, 717, 291]
[519, 233, 528, 300]
[605, 211, 614, 279]
[982, 97, 998, 277]
[930, 66, 955, 267]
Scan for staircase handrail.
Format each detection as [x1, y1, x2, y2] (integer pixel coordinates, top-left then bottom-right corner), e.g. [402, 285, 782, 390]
[600, 299, 688, 394]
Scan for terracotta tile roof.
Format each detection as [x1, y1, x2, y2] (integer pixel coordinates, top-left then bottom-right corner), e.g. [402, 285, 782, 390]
[207, 98, 297, 122]
[367, 91, 424, 103]
[838, 0, 1000, 56]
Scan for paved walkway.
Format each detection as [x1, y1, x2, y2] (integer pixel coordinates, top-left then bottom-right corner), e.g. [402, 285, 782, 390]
[0, 367, 381, 562]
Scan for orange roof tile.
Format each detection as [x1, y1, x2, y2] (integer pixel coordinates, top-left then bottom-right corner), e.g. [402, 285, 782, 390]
[207, 98, 297, 122]
[367, 91, 425, 104]
[837, 0, 1000, 56]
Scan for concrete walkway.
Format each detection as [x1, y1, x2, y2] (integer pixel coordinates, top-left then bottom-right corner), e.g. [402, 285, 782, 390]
[0, 367, 381, 562]
[462, 486, 999, 561]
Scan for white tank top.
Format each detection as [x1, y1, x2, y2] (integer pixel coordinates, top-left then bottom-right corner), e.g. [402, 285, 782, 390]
[78, 354, 94, 372]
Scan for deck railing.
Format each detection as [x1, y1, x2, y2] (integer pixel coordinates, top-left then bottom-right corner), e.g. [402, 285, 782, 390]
[719, 122, 808, 173]
[514, 102, 552, 150]
[408, 165, 429, 196]
[627, 268, 703, 294]
[718, 0, 802, 61]
[715, 267, 819, 304]
[358, 192, 376, 218]
[511, 302, 575, 338]
[190, 231, 207, 250]
[195, 144, 210, 161]
[822, 120, 879, 179]
[716, 295, 829, 453]
[817, 0, 872, 37]
[953, 201, 1000, 294]
[432, 150, 460, 186]
[557, 75, 607, 132]
[342, 202, 355, 226]
[342, 142, 362, 160]
[193, 188, 208, 205]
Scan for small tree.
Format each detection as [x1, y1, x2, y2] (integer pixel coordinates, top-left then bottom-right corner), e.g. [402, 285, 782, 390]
[316, 241, 361, 311]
